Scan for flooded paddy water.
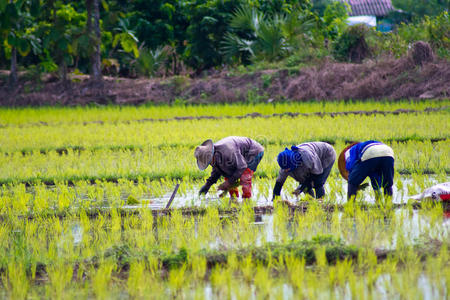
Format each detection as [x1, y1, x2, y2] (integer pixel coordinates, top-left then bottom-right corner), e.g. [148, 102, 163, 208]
[62, 178, 449, 251]
[2, 173, 449, 299]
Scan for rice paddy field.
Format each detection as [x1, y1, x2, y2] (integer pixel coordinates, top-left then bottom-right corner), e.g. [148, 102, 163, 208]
[0, 100, 449, 299]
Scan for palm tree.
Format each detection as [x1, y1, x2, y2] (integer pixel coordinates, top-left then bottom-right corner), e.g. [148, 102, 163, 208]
[221, 5, 316, 63]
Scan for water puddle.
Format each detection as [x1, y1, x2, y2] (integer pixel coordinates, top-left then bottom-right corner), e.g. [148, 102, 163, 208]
[121, 176, 448, 210]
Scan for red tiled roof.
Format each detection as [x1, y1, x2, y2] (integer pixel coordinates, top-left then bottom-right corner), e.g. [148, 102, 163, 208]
[341, 0, 395, 17]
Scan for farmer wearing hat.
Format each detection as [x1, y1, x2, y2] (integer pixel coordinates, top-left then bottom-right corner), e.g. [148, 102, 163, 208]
[195, 136, 264, 198]
[273, 142, 336, 199]
[338, 141, 394, 199]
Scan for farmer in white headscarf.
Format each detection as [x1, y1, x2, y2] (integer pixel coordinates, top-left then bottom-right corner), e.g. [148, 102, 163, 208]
[338, 140, 395, 200]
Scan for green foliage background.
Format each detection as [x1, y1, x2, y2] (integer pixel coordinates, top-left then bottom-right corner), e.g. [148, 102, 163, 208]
[0, 0, 448, 79]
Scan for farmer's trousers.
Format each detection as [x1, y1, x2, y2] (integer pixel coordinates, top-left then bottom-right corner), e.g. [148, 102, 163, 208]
[247, 151, 264, 172]
[348, 156, 394, 198]
[303, 163, 334, 199]
[227, 151, 264, 198]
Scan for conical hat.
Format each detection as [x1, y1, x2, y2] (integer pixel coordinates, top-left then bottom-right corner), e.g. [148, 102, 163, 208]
[338, 142, 359, 180]
[194, 139, 214, 170]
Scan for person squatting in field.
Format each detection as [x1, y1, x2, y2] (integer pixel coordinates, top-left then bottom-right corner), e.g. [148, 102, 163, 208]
[272, 142, 336, 200]
[338, 140, 395, 200]
[195, 136, 264, 199]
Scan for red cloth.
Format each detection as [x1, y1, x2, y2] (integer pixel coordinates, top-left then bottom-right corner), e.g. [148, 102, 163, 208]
[225, 168, 254, 198]
[440, 194, 450, 201]
[228, 186, 239, 198]
[240, 168, 254, 198]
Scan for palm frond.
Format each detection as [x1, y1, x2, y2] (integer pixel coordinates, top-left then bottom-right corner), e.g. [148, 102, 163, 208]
[254, 17, 290, 61]
[221, 32, 255, 62]
[230, 5, 263, 33]
[135, 46, 169, 77]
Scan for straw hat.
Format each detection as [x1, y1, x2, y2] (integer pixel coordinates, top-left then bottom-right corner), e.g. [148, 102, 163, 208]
[194, 139, 214, 170]
[338, 142, 359, 180]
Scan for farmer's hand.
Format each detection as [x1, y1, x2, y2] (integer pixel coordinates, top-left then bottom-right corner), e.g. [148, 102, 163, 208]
[217, 181, 231, 191]
[199, 185, 210, 195]
[292, 184, 307, 196]
[292, 188, 302, 196]
[358, 183, 370, 191]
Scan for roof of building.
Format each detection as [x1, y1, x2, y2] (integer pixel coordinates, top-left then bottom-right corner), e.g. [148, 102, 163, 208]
[340, 0, 395, 17]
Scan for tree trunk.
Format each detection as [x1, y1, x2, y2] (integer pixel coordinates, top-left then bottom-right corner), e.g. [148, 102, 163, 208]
[86, 0, 92, 33]
[60, 59, 69, 87]
[86, 0, 102, 84]
[9, 46, 18, 89]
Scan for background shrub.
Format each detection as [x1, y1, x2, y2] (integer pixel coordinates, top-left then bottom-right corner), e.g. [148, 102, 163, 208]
[332, 24, 371, 63]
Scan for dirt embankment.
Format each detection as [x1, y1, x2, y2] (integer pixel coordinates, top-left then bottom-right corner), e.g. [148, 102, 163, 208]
[1, 57, 449, 106]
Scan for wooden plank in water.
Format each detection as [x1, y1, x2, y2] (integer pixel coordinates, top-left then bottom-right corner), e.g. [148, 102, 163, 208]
[165, 183, 180, 209]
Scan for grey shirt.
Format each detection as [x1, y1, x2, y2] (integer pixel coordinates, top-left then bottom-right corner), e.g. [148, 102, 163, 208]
[276, 142, 336, 186]
[206, 136, 264, 186]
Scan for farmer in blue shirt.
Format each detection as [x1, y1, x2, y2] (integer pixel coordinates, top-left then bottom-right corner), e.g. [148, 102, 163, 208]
[338, 141, 395, 199]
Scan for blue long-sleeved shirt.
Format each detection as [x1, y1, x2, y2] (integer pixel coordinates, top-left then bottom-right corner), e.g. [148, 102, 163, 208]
[345, 140, 382, 172]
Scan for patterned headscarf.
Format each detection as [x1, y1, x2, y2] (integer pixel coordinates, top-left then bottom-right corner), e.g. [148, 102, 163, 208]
[277, 146, 302, 171]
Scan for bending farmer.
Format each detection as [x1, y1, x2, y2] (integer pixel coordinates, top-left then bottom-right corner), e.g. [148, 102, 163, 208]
[273, 142, 336, 199]
[195, 136, 264, 198]
[338, 140, 395, 200]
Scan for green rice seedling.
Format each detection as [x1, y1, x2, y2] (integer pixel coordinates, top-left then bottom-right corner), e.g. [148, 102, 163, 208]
[12, 185, 30, 216]
[146, 253, 160, 276]
[127, 260, 147, 298]
[273, 200, 290, 243]
[315, 246, 328, 269]
[294, 201, 329, 240]
[156, 216, 171, 252]
[169, 209, 190, 249]
[55, 183, 75, 213]
[357, 248, 379, 271]
[190, 254, 207, 281]
[285, 254, 306, 291]
[233, 202, 258, 247]
[138, 210, 155, 251]
[32, 184, 52, 214]
[46, 261, 74, 299]
[210, 265, 233, 298]
[0, 222, 9, 255]
[197, 206, 222, 245]
[304, 269, 322, 299]
[168, 263, 188, 297]
[335, 259, 353, 287]
[1, 261, 29, 300]
[365, 264, 383, 294]
[329, 209, 342, 237]
[91, 259, 116, 300]
[241, 254, 255, 283]
[192, 285, 208, 300]
[104, 183, 122, 207]
[254, 263, 273, 298]
[347, 268, 366, 300]
[109, 209, 122, 245]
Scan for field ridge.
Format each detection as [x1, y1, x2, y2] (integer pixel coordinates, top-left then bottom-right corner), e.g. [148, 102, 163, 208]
[1, 106, 447, 128]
